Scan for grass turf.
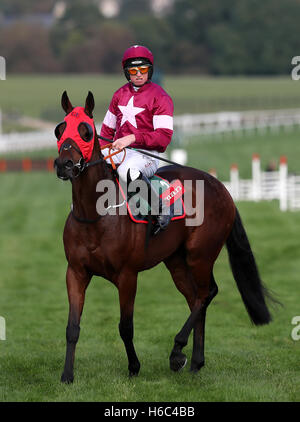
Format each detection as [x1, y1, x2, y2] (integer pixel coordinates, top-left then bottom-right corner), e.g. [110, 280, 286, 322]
[1, 74, 299, 124]
[0, 171, 299, 402]
[0, 74, 299, 401]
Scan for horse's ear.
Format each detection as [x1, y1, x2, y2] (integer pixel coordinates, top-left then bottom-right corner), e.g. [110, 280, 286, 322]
[61, 90, 73, 115]
[85, 91, 95, 117]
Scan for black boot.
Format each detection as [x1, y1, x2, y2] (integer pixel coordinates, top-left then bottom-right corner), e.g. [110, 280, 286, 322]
[141, 174, 173, 234]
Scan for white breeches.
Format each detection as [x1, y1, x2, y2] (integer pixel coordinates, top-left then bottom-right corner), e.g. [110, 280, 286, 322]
[105, 148, 160, 182]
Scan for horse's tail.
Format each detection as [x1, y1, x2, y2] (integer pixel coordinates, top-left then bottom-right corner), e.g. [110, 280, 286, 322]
[226, 208, 275, 325]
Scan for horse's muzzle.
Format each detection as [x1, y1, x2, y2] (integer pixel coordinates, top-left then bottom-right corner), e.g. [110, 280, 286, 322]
[54, 157, 85, 180]
[54, 157, 74, 180]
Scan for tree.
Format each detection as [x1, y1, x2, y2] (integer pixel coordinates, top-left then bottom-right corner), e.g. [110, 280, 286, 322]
[119, 0, 151, 20]
[61, 22, 135, 73]
[168, 0, 300, 75]
[0, 0, 56, 15]
[0, 23, 60, 73]
[207, 0, 300, 75]
[50, 0, 103, 58]
[128, 15, 175, 71]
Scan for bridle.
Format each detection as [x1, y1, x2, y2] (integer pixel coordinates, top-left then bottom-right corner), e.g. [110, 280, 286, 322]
[58, 139, 126, 179]
[58, 142, 86, 179]
[57, 133, 183, 223]
[57, 139, 126, 224]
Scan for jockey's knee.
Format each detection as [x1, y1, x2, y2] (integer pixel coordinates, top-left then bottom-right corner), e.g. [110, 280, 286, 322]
[127, 168, 142, 183]
[118, 165, 142, 183]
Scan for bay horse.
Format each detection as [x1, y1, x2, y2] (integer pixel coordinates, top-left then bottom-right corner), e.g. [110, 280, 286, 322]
[54, 91, 274, 383]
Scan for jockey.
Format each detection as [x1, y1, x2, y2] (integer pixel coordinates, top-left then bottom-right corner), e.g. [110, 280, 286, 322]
[100, 44, 174, 232]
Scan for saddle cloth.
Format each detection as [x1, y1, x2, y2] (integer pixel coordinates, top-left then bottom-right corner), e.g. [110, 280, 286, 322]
[116, 174, 186, 224]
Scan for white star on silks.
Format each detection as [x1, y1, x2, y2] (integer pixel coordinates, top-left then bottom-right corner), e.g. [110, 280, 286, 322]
[118, 96, 145, 128]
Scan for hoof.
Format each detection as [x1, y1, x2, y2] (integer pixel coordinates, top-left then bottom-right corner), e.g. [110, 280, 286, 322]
[129, 370, 139, 377]
[190, 360, 205, 373]
[61, 372, 74, 384]
[170, 351, 187, 372]
[128, 362, 140, 377]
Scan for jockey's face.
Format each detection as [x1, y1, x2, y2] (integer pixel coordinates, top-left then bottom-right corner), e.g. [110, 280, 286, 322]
[129, 68, 149, 87]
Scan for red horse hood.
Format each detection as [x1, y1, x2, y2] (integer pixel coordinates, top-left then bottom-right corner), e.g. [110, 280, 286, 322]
[57, 107, 95, 162]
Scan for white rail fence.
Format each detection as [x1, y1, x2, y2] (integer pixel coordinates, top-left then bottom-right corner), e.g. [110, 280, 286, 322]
[220, 155, 300, 212]
[1, 108, 300, 153]
[0, 110, 299, 211]
[173, 108, 300, 136]
[0, 129, 54, 153]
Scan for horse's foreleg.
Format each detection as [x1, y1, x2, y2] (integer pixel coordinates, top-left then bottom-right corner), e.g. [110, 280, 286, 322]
[61, 265, 91, 383]
[117, 272, 140, 377]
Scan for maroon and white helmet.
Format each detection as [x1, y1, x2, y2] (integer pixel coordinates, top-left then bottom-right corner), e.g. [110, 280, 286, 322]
[122, 45, 154, 80]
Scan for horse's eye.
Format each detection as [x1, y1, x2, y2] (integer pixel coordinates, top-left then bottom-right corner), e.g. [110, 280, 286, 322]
[55, 122, 66, 140]
[78, 122, 94, 142]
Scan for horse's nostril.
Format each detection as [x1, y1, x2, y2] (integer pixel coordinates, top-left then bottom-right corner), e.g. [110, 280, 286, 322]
[64, 160, 74, 170]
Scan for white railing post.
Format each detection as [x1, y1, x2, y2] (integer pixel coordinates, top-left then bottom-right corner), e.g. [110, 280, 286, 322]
[221, 155, 299, 212]
[170, 148, 187, 166]
[279, 155, 288, 211]
[252, 153, 261, 201]
[230, 164, 239, 200]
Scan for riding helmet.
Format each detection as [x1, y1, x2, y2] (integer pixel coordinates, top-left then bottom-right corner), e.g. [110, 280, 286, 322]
[122, 45, 154, 81]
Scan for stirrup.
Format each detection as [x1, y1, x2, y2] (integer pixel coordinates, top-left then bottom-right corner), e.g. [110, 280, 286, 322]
[153, 202, 174, 235]
[157, 213, 172, 230]
[140, 174, 173, 234]
[153, 215, 171, 236]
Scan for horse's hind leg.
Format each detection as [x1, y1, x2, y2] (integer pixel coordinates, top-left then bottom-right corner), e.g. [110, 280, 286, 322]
[117, 271, 140, 377]
[165, 252, 217, 373]
[190, 273, 218, 373]
[164, 251, 197, 372]
[61, 265, 91, 383]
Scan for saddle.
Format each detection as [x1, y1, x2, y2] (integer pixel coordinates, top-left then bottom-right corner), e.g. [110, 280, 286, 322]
[102, 145, 186, 233]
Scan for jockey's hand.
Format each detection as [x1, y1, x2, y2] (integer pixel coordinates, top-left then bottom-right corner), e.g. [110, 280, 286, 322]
[112, 134, 135, 151]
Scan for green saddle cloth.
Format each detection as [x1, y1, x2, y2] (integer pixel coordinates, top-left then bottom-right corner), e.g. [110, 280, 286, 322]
[128, 175, 170, 217]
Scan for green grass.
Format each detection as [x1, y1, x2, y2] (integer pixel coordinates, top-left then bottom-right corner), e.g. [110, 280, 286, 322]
[0, 75, 299, 125]
[0, 74, 299, 402]
[0, 171, 299, 402]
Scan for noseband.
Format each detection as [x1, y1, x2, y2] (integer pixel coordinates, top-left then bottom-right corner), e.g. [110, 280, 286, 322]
[57, 140, 126, 224]
[59, 142, 86, 178]
[58, 140, 126, 179]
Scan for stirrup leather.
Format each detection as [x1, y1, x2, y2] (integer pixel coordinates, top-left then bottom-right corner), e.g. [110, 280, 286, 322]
[141, 174, 173, 232]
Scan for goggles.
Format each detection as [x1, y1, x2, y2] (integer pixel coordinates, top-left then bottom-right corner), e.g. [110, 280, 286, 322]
[127, 65, 150, 75]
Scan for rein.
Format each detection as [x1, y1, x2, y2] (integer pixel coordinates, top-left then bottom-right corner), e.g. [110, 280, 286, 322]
[59, 140, 126, 176]
[86, 143, 126, 171]
[98, 135, 185, 168]
[60, 140, 125, 224]
[60, 132, 183, 224]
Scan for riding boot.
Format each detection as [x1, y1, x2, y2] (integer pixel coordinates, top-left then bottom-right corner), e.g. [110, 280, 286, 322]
[141, 174, 173, 234]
